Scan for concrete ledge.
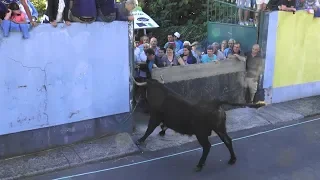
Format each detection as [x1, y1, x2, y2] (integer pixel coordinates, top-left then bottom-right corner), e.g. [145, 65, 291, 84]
[0, 133, 140, 180]
[271, 81, 320, 103]
[0, 112, 133, 159]
[152, 59, 246, 83]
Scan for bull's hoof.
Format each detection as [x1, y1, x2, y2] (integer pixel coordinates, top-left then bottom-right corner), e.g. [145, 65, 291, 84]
[135, 139, 144, 146]
[158, 131, 165, 137]
[228, 157, 237, 165]
[194, 165, 203, 172]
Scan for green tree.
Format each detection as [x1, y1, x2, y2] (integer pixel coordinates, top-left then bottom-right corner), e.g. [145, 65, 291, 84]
[142, 0, 208, 46]
[30, 0, 46, 17]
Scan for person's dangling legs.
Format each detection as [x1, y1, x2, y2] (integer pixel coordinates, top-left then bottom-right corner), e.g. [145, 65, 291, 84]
[19, 23, 30, 39]
[1, 20, 11, 37]
[1, 11, 12, 37]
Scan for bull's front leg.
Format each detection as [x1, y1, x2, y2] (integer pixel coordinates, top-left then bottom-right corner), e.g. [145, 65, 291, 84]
[195, 135, 211, 172]
[136, 116, 160, 145]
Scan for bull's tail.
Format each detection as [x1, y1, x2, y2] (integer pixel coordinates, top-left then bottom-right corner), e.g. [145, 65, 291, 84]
[219, 101, 266, 108]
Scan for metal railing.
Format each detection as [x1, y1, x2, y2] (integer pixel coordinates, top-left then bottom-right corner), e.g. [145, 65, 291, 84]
[207, 0, 258, 26]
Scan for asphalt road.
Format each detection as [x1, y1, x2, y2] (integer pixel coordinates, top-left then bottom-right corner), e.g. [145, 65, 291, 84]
[31, 116, 320, 180]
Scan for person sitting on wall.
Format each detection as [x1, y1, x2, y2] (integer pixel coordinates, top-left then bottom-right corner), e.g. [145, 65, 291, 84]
[279, 0, 297, 11]
[267, 0, 296, 12]
[1, 0, 37, 26]
[96, 0, 116, 22]
[44, 0, 71, 27]
[314, 6, 320, 17]
[302, 0, 320, 17]
[115, 0, 135, 21]
[68, 0, 96, 23]
[1, 2, 30, 38]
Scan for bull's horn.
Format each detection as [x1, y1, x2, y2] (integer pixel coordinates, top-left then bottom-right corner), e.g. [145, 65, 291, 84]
[160, 75, 165, 84]
[130, 75, 147, 86]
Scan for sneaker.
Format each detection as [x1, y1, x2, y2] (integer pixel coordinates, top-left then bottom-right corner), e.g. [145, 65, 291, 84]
[244, 21, 249, 26]
[239, 21, 244, 25]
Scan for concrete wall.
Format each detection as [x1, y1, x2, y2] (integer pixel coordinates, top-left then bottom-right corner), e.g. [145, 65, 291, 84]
[0, 22, 133, 158]
[152, 59, 247, 105]
[264, 11, 320, 104]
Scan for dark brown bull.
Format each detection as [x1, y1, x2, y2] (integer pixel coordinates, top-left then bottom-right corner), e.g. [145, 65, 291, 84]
[131, 76, 265, 172]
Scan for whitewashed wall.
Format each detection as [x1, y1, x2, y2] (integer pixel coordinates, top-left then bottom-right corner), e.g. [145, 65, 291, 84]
[0, 22, 130, 135]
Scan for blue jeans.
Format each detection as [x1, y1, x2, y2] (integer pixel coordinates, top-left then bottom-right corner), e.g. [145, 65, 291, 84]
[1, 20, 30, 39]
[315, 7, 320, 18]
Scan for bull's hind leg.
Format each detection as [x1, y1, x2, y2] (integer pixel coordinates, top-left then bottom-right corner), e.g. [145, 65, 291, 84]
[216, 130, 237, 165]
[194, 135, 211, 172]
[136, 116, 160, 145]
[158, 124, 168, 136]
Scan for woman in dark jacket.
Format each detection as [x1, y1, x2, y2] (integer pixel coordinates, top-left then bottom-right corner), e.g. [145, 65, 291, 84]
[45, 0, 71, 27]
[178, 45, 197, 65]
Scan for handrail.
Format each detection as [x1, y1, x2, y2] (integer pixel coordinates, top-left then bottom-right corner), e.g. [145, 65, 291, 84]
[207, 0, 259, 24]
[212, 0, 258, 12]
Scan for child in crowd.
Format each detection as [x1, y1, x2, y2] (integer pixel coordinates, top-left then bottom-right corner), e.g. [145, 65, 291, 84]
[7, 2, 26, 23]
[2, 2, 30, 38]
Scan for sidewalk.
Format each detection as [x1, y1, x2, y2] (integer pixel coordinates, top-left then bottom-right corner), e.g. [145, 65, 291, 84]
[1, 96, 320, 180]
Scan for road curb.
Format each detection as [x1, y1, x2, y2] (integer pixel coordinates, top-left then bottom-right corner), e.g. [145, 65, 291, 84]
[0, 133, 141, 180]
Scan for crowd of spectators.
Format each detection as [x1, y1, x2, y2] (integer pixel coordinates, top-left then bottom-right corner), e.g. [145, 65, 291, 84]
[0, 0, 135, 38]
[133, 33, 264, 106]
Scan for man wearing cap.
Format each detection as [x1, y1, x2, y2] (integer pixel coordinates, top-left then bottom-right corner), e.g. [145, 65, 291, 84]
[174, 32, 183, 50]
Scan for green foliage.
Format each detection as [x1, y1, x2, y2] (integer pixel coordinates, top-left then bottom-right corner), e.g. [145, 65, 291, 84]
[143, 0, 208, 46]
[30, 0, 46, 16]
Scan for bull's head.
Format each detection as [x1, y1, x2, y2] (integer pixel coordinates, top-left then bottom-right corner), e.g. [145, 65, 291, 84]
[130, 75, 166, 110]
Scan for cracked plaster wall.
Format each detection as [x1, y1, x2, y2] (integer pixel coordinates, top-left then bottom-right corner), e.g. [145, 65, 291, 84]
[0, 22, 130, 137]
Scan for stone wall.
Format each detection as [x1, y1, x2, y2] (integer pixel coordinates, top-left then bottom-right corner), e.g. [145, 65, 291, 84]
[152, 59, 247, 105]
